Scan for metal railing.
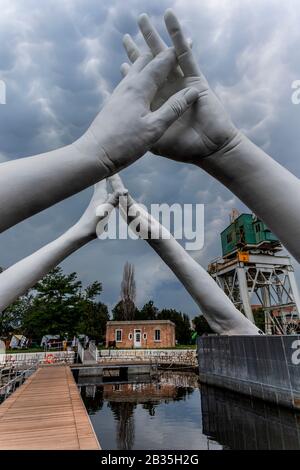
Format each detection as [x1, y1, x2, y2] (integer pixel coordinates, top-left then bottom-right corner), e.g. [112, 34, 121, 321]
[77, 341, 85, 363]
[0, 362, 38, 403]
[88, 341, 98, 362]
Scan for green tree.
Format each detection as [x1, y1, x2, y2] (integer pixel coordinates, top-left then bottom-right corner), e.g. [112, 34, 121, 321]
[22, 267, 82, 339]
[112, 301, 125, 321]
[20, 267, 107, 340]
[112, 300, 139, 321]
[0, 292, 32, 337]
[136, 300, 158, 320]
[158, 309, 192, 344]
[78, 281, 109, 343]
[120, 262, 137, 321]
[192, 314, 213, 336]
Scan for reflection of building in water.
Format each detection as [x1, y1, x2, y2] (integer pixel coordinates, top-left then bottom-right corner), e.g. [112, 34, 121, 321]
[158, 371, 199, 389]
[103, 372, 198, 403]
[78, 372, 200, 450]
[201, 384, 300, 450]
[104, 382, 178, 403]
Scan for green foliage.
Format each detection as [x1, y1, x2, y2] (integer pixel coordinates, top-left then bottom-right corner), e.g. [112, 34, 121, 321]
[158, 308, 192, 344]
[0, 292, 32, 337]
[22, 267, 83, 338]
[112, 300, 139, 321]
[1, 266, 109, 341]
[192, 314, 213, 336]
[77, 280, 108, 342]
[78, 301, 109, 343]
[112, 300, 125, 321]
[135, 300, 158, 320]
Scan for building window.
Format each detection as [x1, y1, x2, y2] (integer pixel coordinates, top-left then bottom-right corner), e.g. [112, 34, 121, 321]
[154, 329, 161, 342]
[143, 333, 147, 340]
[115, 329, 122, 342]
[128, 333, 133, 340]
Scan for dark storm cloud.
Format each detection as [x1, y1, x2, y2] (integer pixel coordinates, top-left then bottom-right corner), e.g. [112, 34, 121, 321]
[0, 0, 299, 316]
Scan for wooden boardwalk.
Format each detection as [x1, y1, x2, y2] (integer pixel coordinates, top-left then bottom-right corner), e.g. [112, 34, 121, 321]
[0, 365, 100, 450]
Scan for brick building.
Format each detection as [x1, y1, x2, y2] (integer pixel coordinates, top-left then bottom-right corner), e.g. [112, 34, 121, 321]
[106, 320, 176, 349]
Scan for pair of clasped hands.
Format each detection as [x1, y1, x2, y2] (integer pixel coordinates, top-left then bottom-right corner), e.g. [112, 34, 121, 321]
[77, 10, 237, 176]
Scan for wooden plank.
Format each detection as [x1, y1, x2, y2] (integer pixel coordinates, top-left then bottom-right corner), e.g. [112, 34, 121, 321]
[0, 365, 100, 450]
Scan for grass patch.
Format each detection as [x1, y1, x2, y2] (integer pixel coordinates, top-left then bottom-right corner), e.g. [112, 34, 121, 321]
[5, 347, 45, 353]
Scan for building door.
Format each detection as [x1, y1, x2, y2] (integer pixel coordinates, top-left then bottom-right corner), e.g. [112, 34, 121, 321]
[134, 329, 142, 348]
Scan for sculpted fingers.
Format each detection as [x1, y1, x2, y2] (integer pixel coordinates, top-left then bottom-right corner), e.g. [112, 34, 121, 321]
[138, 13, 167, 54]
[123, 34, 141, 63]
[108, 174, 127, 194]
[164, 9, 200, 77]
[150, 87, 199, 133]
[139, 48, 176, 100]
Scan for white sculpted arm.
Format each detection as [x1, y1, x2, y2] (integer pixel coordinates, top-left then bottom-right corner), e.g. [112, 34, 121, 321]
[123, 11, 300, 262]
[0, 181, 124, 312]
[0, 48, 198, 233]
[110, 174, 261, 335]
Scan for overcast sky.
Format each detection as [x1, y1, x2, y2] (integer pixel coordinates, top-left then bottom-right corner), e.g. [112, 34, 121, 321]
[0, 0, 299, 317]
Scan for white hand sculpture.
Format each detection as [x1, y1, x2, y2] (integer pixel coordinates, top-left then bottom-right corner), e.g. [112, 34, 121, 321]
[0, 180, 124, 312]
[123, 11, 300, 262]
[109, 174, 262, 336]
[0, 48, 198, 233]
[76, 48, 200, 173]
[122, 12, 237, 163]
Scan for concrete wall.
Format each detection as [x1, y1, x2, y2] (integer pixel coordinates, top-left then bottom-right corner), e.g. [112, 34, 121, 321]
[98, 348, 197, 366]
[0, 350, 75, 364]
[197, 335, 300, 409]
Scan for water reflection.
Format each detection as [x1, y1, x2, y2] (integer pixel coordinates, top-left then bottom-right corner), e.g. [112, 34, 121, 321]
[78, 371, 300, 450]
[201, 384, 300, 450]
[79, 371, 220, 450]
[109, 402, 135, 450]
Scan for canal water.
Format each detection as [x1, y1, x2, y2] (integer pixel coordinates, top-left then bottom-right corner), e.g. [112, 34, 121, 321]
[77, 371, 300, 450]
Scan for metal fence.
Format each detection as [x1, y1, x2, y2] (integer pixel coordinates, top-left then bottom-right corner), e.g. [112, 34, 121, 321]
[0, 362, 38, 403]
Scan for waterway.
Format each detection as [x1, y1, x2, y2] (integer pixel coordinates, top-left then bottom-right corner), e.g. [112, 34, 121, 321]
[77, 371, 300, 450]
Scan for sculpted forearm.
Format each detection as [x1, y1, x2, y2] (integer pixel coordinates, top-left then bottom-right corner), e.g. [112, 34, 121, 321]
[199, 134, 300, 262]
[0, 179, 120, 312]
[0, 46, 197, 234]
[0, 224, 92, 312]
[0, 142, 107, 233]
[147, 234, 261, 335]
[110, 174, 261, 335]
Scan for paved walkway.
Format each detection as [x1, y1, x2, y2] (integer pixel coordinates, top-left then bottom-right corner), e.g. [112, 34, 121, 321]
[0, 365, 100, 450]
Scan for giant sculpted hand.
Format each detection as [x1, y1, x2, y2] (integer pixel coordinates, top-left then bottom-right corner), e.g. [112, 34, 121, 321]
[73, 180, 126, 241]
[122, 10, 239, 163]
[0, 180, 124, 313]
[123, 10, 300, 262]
[75, 47, 200, 173]
[0, 47, 198, 233]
